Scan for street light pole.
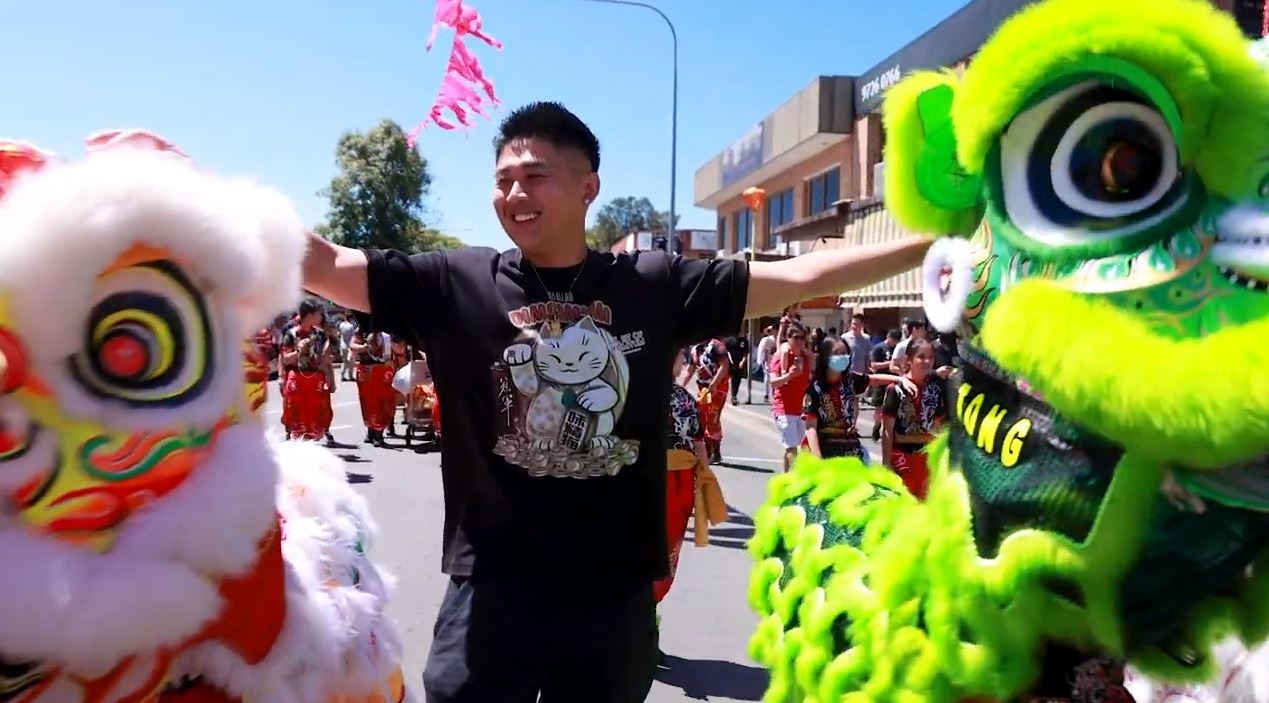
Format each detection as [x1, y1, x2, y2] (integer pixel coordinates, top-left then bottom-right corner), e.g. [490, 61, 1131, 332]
[580, 0, 678, 253]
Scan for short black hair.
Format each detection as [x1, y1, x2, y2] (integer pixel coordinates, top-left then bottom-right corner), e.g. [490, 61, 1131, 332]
[298, 299, 321, 318]
[851, 312, 866, 321]
[493, 102, 601, 172]
[886, 328, 902, 341]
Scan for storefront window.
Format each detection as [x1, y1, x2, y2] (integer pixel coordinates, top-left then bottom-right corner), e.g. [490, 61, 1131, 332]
[717, 215, 727, 251]
[807, 167, 841, 215]
[766, 187, 794, 246]
[735, 209, 754, 251]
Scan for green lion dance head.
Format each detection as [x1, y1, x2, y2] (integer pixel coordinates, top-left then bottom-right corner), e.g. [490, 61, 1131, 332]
[748, 0, 1269, 700]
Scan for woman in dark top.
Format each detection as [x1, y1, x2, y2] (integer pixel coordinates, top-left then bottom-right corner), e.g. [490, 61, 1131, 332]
[880, 338, 946, 500]
[803, 337, 909, 461]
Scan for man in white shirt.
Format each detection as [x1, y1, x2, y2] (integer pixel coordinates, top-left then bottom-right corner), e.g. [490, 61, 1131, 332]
[338, 314, 358, 381]
[841, 312, 873, 375]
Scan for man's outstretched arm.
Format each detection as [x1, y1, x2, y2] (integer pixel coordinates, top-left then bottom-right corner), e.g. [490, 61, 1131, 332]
[744, 237, 931, 319]
[302, 232, 372, 312]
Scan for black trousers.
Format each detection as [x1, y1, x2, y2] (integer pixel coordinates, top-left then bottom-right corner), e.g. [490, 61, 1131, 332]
[422, 577, 658, 703]
[728, 368, 743, 401]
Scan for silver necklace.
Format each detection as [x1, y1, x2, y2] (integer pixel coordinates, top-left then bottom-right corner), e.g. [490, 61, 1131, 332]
[524, 254, 588, 305]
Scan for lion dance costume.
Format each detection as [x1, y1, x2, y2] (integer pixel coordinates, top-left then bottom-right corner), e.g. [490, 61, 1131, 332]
[748, 0, 1269, 700]
[0, 132, 407, 702]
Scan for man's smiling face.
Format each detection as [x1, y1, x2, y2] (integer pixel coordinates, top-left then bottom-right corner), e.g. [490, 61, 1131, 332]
[493, 138, 598, 259]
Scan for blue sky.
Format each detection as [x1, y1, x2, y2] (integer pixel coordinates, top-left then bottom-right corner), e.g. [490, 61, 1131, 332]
[0, 0, 966, 250]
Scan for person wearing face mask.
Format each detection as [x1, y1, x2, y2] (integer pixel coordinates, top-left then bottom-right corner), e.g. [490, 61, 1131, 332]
[803, 338, 911, 462]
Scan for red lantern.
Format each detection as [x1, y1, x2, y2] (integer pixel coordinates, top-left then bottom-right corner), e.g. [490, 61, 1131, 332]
[742, 186, 767, 211]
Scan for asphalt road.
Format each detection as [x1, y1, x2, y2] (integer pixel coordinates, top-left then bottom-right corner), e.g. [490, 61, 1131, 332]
[264, 377, 879, 702]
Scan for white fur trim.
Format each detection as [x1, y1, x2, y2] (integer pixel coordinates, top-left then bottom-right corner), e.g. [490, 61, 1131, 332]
[175, 441, 405, 702]
[1127, 638, 1269, 702]
[0, 526, 222, 672]
[922, 237, 976, 333]
[0, 427, 281, 671]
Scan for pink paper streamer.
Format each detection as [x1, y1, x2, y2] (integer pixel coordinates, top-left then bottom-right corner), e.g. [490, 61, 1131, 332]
[84, 129, 190, 161]
[410, 0, 502, 145]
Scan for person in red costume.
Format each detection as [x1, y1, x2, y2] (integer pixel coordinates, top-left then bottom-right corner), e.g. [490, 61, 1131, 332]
[350, 315, 395, 446]
[688, 337, 730, 464]
[279, 299, 335, 443]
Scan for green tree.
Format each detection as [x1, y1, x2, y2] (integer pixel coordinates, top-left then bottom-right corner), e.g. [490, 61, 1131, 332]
[318, 119, 463, 253]
[588, 196, 680, 249]
[405, 222, 465, 252]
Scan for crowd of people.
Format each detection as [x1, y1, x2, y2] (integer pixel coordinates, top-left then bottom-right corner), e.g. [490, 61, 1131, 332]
[255, 299, 439, 447]
[679, 311, 957, 498]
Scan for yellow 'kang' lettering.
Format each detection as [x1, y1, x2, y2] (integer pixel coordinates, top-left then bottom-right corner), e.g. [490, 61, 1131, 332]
[957, 382, 973, 418]
[963, 393, 984, 434]
[955, 380, 1032, 469]
[975, 404, 1009, 454]
[1001, 419, 1032, 468]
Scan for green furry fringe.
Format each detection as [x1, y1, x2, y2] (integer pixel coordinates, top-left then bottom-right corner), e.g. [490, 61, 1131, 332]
[747, 441, 1269, 702]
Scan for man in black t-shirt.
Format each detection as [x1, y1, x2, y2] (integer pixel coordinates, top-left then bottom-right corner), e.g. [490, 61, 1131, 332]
[724, 335, 750, 405]
[300, 101, 931, 702]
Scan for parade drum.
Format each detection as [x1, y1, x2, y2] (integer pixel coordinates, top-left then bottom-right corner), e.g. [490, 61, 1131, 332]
[392, 360, 431, 395]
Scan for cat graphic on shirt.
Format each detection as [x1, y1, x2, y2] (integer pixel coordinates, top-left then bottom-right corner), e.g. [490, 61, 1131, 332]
[503, 316, 625, 451]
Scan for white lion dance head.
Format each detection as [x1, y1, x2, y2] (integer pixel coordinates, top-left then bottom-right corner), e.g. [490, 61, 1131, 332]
[0, 131, 407, 703]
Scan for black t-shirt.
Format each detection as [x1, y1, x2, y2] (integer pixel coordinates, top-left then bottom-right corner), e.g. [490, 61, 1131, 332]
[867, 343, 895, 402]
[870, 342, 894, 367]
[934, 339, 957, 370]
[365, 246, 749, 588]
[724, 336, 750, 367]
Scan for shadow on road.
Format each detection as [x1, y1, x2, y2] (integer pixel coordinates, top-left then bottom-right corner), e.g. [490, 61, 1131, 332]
[708, 504, 755, 550]
[717, 461, 773, 475]
[655, 654, 767, 701]
[338, 453, 371, 463]
[346, 472, 374, 484]
[325, 439, 360, 450]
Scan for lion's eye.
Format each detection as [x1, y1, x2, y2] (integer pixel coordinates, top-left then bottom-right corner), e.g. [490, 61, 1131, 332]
[998, 80, 1188, 248]
[72, 261, 214, 407]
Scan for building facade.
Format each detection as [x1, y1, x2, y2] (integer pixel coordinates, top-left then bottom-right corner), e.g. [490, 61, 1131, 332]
[610, 229, 718, 259]
[693, 0, 1265, 336]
